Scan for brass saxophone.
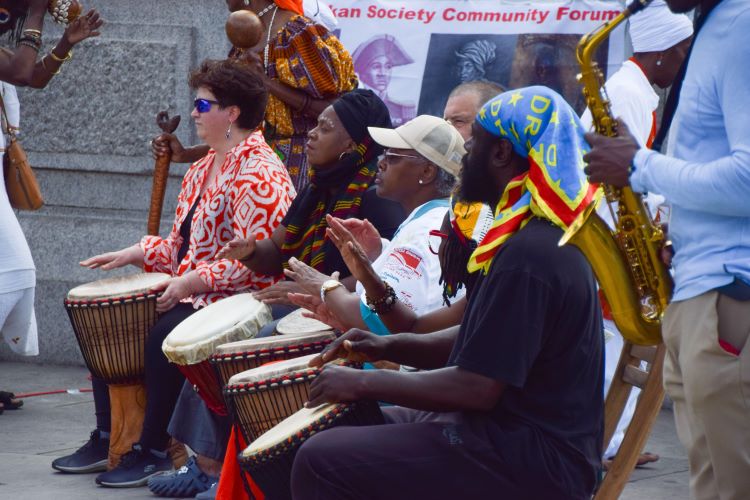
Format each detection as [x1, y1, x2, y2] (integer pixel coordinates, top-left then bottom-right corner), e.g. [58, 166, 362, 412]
[559, 0, 673, 346]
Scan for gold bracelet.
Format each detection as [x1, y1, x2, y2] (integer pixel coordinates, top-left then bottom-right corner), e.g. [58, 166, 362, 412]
[49, 49, 73, 63]
[22, 29, 42, 37]
[41, 56, 61, 75]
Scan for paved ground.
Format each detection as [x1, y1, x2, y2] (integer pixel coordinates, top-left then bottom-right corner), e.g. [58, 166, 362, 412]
[0, 361, 689, 499]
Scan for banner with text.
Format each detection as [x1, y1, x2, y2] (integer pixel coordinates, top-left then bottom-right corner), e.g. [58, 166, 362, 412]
[327, 0, 627, 125]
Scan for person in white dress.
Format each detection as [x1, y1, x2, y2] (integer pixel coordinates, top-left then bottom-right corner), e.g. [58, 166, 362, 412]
[0, 0, 102, 412]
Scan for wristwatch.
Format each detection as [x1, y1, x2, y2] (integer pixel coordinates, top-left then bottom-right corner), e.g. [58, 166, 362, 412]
[320, 279, 343, 303]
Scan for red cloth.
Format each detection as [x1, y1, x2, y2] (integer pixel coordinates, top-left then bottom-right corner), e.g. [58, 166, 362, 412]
[274, 0, 303, 15]
[216, 426, 265, 500]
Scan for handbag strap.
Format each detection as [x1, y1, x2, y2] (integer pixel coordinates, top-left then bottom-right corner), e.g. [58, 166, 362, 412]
[0, 87, 14, 139]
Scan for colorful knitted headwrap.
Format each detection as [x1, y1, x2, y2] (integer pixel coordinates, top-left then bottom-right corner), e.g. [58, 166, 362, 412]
[467, 85, 598, 274]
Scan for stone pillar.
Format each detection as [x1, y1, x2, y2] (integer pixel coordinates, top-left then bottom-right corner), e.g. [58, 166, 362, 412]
[1, 0, 232, 365]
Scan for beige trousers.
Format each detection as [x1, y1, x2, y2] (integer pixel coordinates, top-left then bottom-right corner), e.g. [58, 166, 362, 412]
[663, 291, 750, 500]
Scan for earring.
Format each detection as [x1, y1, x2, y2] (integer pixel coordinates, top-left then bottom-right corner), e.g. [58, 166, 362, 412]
[243, 0, 250, 5]
[418, 179, 424, 185]
[339, 152, 348, 161]
[226, 122, 232, 139]
[656, 58, 662, 66]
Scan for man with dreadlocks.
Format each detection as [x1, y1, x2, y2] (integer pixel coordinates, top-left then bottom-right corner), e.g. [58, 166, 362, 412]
[291, 86, 603, 499]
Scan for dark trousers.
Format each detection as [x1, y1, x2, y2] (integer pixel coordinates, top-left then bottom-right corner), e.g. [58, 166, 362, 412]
[290, 407, 526, 500]
[89, 303, 195, 451]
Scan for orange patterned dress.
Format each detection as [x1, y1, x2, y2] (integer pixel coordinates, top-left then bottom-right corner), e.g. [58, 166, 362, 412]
[140, 130, 296, 308]
[262, 15, 357, 191]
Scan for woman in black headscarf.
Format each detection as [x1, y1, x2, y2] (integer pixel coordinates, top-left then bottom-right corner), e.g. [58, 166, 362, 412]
[218, 88, 404, 316]
[140, 90, 405, 500]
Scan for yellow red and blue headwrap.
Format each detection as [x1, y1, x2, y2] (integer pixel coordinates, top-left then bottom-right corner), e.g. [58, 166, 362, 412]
[467, 85, 598, 273]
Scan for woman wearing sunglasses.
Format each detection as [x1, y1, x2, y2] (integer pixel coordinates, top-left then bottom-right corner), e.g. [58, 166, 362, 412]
[52, 59, 295, 489]
[152, 0, 357, 193]
[282, 115, 464, 338]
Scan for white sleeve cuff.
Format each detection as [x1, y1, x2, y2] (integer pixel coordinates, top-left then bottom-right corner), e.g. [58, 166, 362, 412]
[630, 148, 655, 193]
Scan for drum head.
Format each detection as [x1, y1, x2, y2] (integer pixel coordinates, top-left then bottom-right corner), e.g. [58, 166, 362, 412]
[213, 331, 335, 357]
[67, 273, 171, 301]
[242, 403, 337, 457]
[227, 353, 319, 386]
[276, 308, 333, 336]
[162, 294, 272, 365]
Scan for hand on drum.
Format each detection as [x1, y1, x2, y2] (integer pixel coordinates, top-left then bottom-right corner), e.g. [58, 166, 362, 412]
[79, 244, 143, 270]
[283, 258, 338, 297]
[151, 275, 193, 313]
[287, 292, 347, 332]
[308, 328, 387, 368]
[216, 235, 257, 261]
[306, 364, 365, 407]
[326, 215, 382, 261]
[252, 280, 301, 306]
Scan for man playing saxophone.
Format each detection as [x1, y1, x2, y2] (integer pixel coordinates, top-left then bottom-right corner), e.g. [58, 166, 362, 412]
[579, 0, 693, 466]
[584, 1, 750, 499]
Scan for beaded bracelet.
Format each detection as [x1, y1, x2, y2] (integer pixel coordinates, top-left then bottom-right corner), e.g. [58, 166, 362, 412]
[365, 281, 398, 314]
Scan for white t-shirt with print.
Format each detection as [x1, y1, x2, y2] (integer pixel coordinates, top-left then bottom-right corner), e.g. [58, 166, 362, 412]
[356, 200, 464, 316]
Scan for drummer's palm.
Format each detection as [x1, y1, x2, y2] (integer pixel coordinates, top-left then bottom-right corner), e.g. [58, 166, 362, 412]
[217, 236, 256, 260]
[80, 246, 142, 270]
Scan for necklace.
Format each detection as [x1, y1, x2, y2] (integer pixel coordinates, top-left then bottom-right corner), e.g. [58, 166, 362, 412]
[263, 5, 279, 70]
[256, 3, 275, 18]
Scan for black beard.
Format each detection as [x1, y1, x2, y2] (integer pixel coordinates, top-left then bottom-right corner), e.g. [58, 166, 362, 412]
[458, 156, 499, 206]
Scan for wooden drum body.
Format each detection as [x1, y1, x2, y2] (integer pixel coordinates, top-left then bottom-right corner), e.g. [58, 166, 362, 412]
[65, 272, 175, 468]
[210, 331, 336, 393]
[224, 354, 330, 442]
[65, 273, 170, 384]
[162, 294, 272, 416]
[239, 402, 385, 499]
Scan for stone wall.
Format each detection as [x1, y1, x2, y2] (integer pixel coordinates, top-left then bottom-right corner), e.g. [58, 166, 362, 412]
[0, 0, 233, 365]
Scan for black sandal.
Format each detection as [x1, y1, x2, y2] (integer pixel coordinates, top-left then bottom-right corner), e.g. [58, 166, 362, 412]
[0, 391, 23, 410]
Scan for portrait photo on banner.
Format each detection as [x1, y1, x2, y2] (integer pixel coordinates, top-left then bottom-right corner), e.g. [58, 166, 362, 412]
[418, 33, 609, 117]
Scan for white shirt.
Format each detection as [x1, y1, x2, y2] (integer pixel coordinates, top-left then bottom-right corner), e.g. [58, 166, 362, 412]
[580, 59, 659, 149]
[356, 200, 462, 316]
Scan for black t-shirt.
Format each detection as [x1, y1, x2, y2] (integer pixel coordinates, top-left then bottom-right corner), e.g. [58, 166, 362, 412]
[281, 185, 404, 279]
[448, 217, 603, 498]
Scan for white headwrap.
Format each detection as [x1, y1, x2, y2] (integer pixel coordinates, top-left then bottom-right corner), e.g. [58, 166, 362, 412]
[303, 0, 338, 31]
[629, 0, 693, 53]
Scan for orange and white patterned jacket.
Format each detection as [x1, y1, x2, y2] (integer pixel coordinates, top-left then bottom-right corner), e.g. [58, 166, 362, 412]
[140, 130, 296, 308]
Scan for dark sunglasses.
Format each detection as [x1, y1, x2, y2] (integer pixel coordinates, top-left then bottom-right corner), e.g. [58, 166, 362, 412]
[193, 98, 222, 113]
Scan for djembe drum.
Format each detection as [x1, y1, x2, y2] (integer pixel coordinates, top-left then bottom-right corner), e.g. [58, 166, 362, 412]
[224, 354, 338, 442]
[210, 331, 336, 394]
[162, 294, 272, 416]
[239, 402, 385, 499]
[65, 273, 187, 468]
[274, 307, 334, 336]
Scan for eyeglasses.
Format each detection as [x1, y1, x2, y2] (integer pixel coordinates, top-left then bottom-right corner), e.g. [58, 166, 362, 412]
[193, 98, 222, 113]
[428, 229, 449, 255]
[382, 149, 423, 165]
